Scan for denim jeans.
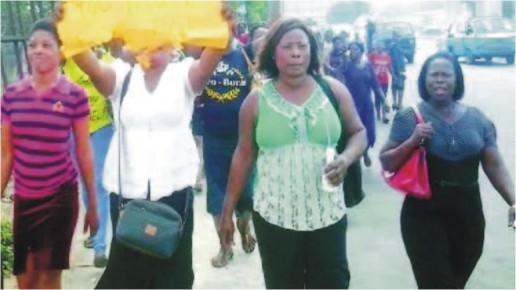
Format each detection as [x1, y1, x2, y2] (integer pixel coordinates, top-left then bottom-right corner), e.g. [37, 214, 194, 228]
[203, 135, 253, 216]
[80, 124, 114, 254]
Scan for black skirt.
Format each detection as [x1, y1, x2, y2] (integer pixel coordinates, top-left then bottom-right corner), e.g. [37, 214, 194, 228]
[96, 188, 194, 289]
[13, 183, 79, 275]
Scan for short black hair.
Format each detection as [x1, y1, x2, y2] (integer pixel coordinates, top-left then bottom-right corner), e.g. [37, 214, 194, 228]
[250, 24, 266, 40]
[332, 36, 344, 45]
[418, 51, 465, 101]
[348, 41, 365, 53]
[258, 18, 320, 79]
[29, 18, 62, 46]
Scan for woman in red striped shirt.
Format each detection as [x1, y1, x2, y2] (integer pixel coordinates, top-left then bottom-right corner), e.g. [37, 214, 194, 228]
[1, 18, 98, 289]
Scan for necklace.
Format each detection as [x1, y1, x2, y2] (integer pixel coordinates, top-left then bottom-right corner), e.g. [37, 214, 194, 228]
[425, 102, 462, 147]
[426, 101, 458, 121]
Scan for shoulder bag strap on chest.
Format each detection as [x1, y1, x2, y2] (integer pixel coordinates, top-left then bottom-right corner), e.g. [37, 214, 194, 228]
[118, 69, 133, 205]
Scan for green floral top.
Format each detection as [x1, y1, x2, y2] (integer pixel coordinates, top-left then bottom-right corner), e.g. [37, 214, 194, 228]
[253, 80, 346, 231]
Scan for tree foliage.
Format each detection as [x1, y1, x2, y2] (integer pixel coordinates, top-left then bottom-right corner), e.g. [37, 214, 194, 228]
[229, 0, 269, 26]
[247, 1, 269, 25]
[1, 1, 54, 86]
[1, 220, 13, 278]
[1, 1, 54, 38]
[326, 1, 370, 24]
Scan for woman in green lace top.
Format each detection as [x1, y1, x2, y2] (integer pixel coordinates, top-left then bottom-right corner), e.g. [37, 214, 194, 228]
[220, 18, 367, 289]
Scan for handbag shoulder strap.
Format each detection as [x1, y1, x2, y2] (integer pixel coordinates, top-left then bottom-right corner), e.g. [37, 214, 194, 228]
[314, 74, 338, 115]
[120, 69, 133, 107]
[240, 46, 255, 75]
[314, 74, 347, 153]
[182, 190, 190, 228]
[411, 104, 427, 146]
[118, 69, 133, 203]
[411, 104, 425, 124]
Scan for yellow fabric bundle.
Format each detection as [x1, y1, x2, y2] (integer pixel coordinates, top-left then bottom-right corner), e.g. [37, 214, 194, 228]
[58, 1, 116, 57]
[57, 1, 229, 59]
[183, 1, 230, 48]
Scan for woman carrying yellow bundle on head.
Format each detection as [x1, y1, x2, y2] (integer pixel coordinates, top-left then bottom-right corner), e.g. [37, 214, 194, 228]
[54, 1, 233, 288]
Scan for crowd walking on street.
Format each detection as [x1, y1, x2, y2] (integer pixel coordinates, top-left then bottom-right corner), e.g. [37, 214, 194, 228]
[1, 2, 515, 290]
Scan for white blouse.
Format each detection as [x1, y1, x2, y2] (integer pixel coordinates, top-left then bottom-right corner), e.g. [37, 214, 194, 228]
[103, 58, 199, 200]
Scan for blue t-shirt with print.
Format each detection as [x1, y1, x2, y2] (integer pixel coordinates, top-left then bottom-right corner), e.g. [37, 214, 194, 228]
[201, 44, 254, 141]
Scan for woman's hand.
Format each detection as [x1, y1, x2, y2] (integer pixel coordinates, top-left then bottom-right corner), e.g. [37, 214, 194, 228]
[221, 2, 235, 27]
[219, 212, 235, 251]
[188, 1, 236, 94]
[509, 206, 515, 229]
[220, 1, 235, 52]
[84, 204, 99, 237]
[408, 122, 434, 147]
[324, 154, 350, 186]
[52, 1, 64, 23]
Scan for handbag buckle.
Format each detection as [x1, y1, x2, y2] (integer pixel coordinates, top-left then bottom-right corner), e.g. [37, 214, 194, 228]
[144, 224, 157, 237]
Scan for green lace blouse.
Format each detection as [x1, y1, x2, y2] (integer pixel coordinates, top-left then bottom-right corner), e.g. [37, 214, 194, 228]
[253, 80, 346, 231]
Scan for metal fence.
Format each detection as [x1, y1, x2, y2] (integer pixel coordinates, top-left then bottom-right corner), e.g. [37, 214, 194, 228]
[2, 37, 31, 86]
[1, 1, 54, 87]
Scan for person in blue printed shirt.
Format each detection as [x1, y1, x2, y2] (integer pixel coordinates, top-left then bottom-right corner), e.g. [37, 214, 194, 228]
[201, 33, 266, 267]
[184, 47, 206, 192]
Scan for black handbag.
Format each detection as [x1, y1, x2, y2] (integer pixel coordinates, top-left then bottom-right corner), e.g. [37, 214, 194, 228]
[315, 75, 366, 208]
[114, 70, 187, 259]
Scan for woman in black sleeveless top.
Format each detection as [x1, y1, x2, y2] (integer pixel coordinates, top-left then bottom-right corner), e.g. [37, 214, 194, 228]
[379, 52, 515, 289]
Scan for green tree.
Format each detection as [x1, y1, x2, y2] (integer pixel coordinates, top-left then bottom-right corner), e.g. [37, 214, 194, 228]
[1, 1, 54, 86]
[228, 0, 269, 26]
[1, 220, 14, 278]
[326, 1, 370, 24]
[247, 1, 268, 25]
[1, 1, 54, 38]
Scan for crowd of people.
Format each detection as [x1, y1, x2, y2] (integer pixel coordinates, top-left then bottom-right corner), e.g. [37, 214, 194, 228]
[321, 28, 412, 167]
[1, 4, 515, 289]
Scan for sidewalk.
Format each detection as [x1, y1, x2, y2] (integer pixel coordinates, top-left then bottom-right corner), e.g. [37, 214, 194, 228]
[3, 184, 265, 289]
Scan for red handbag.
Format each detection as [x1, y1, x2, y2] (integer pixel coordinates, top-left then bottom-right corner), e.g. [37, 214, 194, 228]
[382, 105, 431, 199]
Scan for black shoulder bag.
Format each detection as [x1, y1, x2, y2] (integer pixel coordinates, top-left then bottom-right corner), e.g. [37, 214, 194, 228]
[315, 75, 365, 208]
[114, 70, 188, 259]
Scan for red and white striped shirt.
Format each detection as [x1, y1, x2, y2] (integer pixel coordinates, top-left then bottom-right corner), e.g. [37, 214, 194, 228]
[1, 75, 89, 198]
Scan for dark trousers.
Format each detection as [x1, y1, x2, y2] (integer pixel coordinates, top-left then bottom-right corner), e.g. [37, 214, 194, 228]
[375, 84, 389, 115]
[253, 212, 350, 289]
[97, 188, 194, 289]
[401, 186, 485, 289]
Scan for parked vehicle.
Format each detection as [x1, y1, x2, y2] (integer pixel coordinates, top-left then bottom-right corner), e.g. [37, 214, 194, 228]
[373, 21, 416, 63]
[446, 16, 515, 64]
